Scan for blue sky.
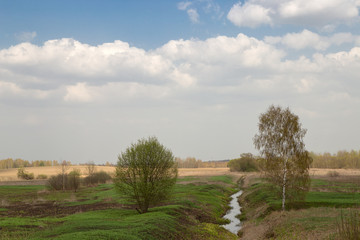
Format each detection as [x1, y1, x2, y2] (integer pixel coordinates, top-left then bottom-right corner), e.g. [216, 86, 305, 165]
[1, 0, 360, 163]
[1, 0, 237, 49]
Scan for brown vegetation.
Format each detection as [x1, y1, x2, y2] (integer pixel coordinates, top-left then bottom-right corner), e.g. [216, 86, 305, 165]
[311, 150, 360, 169]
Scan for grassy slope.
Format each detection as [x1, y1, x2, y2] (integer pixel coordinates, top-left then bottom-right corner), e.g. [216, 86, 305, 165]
[0, 175, 239, 240]
[239, 176, 360, 239]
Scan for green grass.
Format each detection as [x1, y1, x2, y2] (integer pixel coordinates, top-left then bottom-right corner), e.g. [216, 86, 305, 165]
[305, 191, 360, 207]
[0, 175, 239, 240]
[311, 178, 360, 193]
[207, 175, 234, 185]
[240, 177, 360, 239]
[0, 185, 45, 203]
[244, 179, 360, 212]
[176, 176, 199, 182]
[65, 184, 132, 206]
[36, 208, 181, 240]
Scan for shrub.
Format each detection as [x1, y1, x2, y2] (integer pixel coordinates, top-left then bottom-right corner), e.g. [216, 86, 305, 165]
[228, 153, 258, 172]
[47, 174, 66, 191]
[47, 171, 82, 192]
[68, 169, 81, 192]
[36, 174, 48, 179]
[83, 171, 112, 186]
[17, 168, 34, 180]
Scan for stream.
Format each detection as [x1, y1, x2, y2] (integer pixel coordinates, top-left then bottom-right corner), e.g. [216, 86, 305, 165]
[222, 190, 243, 235]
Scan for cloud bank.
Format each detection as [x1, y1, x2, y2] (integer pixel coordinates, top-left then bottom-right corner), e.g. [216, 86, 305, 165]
[1, 31, 360, 161]
[227, 0, 360, 28]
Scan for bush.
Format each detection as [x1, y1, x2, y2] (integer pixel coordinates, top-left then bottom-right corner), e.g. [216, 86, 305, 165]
[47, 171, 81, 192]
[228, 153, 258, 172]
[47, 174, 66, 191]
[68, 169, 81, 192]
[36, 174, 48, 179]
[17, 168, 34, 180]
[83, 171, 112, 186]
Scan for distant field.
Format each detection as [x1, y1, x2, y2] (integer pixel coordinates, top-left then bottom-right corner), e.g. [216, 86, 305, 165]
[0, 166, 116, 181]
[2, 166, 360, 182]
[0, 166, 237, 182]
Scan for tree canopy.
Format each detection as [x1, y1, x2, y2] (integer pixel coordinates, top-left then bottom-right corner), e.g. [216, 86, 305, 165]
[254, 105, 312, 211]
[114, 137, 178, 214]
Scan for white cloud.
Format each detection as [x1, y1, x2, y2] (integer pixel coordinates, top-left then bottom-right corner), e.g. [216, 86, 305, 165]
[265, 30, 358, 50]
[0, 81, 50, 101]
[187, 8, 200, 23]
[1, 36, 359, 107]
[1, 35, 360, 162]
[0, 38, 195, 89]
[279, 0, 359, 21]
[227, 2, 272, 27]
[15, 31, 37, 42]
[228, 0, 360, 28]
[177, 1, 192, 10]
[265, 29, 330, 50]
[64, 82, 94, 102]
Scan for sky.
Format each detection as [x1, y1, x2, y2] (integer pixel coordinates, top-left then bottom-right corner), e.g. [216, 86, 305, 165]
[0, 0, 360, 164]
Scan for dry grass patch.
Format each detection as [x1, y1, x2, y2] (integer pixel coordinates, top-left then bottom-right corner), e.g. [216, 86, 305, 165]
[1, 167, 236, 182]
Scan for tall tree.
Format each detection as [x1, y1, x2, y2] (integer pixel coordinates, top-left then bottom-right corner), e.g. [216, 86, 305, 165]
[114, 137, 178, 214]
[253, 105, 312, 211]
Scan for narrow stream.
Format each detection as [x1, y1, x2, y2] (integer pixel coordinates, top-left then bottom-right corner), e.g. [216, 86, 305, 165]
[222, 190, 243, 235]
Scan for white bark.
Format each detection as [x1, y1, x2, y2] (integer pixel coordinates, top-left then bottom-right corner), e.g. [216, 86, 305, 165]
[282, 157, 288, 211]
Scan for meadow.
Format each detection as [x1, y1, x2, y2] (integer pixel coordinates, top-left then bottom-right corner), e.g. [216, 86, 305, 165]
[2, 167, 360, 239]
[0, 168, 242, 240]
[239, 171, 360, 239]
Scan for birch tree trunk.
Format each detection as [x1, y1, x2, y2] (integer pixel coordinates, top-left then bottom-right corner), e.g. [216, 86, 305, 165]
[282, 157, 288, 211]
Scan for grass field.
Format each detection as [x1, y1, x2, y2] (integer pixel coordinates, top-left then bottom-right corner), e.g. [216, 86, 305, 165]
[239, 174, 360, 240]
[0, 171, 242, 240]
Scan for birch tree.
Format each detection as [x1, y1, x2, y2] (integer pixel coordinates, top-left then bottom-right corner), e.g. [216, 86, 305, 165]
[254, 105, 312, 211]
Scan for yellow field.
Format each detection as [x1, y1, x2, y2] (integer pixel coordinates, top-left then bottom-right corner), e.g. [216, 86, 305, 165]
[0, 166, 115, 181]
[0, 166, 235, 181]
[1, 166, 359, 182]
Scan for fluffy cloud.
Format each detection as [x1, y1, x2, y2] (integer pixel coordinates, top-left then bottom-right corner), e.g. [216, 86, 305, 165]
[1, 35, 360, 109]
[265, 30, 358, 50]
[1, 35, 360, 161]
[228, 0, 360, 28]
[227, 2, 272, 27]
[0, 38, 195, 89]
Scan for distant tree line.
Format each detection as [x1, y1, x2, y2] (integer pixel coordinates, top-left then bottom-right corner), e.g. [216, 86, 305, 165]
[0, 158, 64, 169]
[0, 158, 117, 170]
[175, 157, 228, 168]
[310, 150, 360, 169]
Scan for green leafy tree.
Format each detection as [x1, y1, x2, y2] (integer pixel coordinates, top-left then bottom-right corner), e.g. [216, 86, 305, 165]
[253, 105, 312, 211]
[115, 137, 178, 214]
